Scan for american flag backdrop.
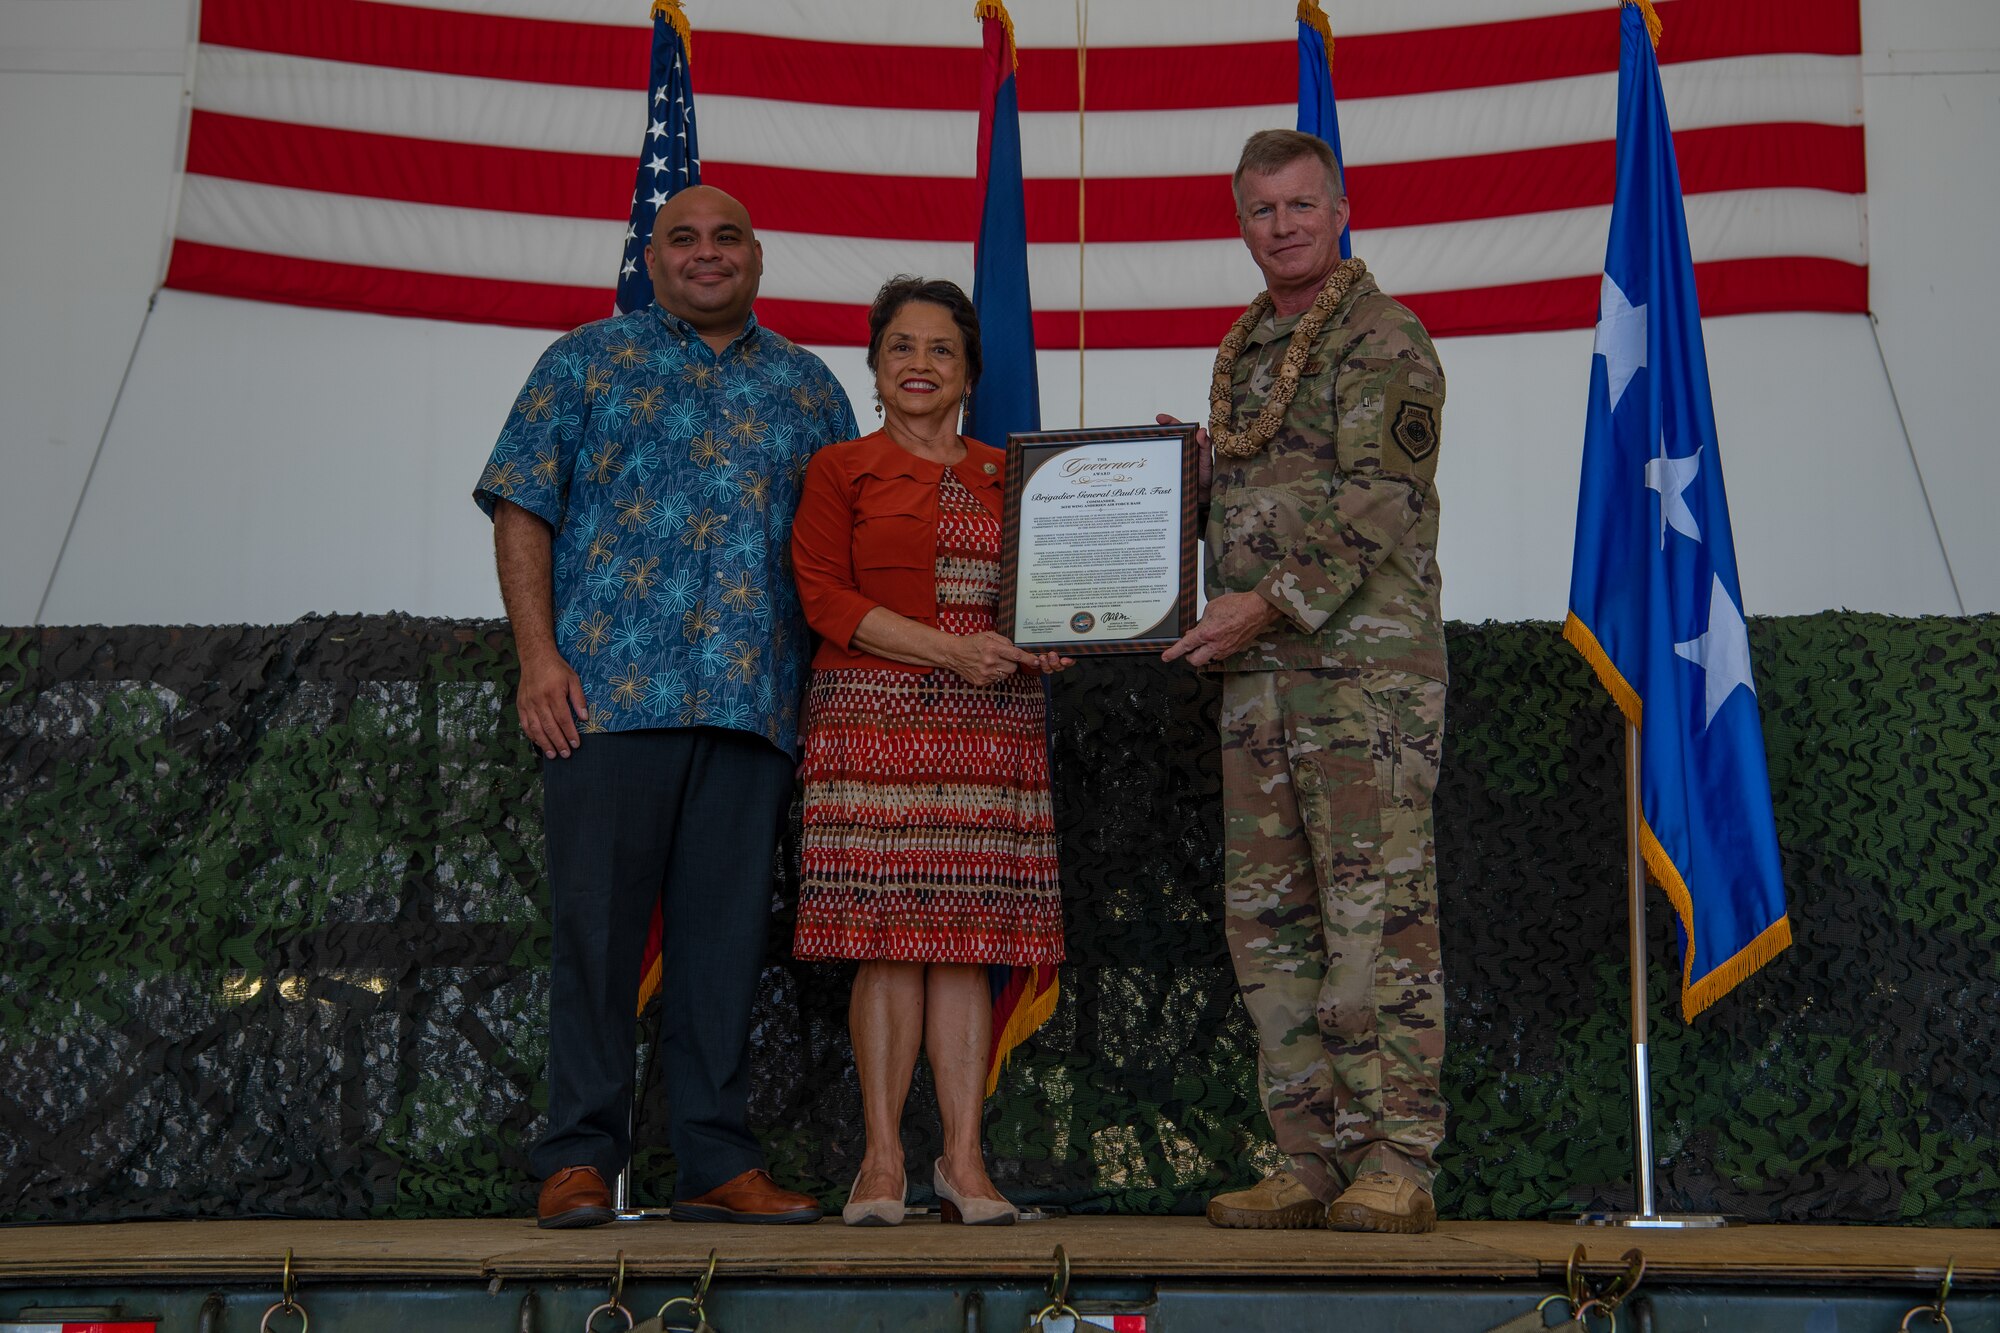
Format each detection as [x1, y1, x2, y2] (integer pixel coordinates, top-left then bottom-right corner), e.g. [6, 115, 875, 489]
[163, 0, 1866, 347]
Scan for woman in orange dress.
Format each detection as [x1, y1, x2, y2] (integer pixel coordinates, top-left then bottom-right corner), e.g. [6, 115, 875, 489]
[790, 276, 1070, 1227]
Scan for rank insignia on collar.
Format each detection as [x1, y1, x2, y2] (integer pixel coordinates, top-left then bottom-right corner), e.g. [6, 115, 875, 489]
[1391, 400, 1439, 463]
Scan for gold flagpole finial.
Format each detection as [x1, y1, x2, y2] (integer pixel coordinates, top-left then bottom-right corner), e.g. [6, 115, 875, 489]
[651, 0, 691, 53]
[1297, 0, 1334, 64]
[1623, 0, 1663, 51]
[974, 0, 1020, 69]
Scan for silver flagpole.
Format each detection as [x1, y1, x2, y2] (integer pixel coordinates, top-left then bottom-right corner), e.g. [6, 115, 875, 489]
[1582, 720, 1728, 1228]
[615, 1028, 669, 1220]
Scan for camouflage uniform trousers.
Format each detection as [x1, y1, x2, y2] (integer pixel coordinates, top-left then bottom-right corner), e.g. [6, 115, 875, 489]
[1220, 666, 1448, 1202]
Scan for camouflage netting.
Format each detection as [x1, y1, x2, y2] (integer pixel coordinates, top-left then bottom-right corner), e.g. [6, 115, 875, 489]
[2, 615, 1995, 1224]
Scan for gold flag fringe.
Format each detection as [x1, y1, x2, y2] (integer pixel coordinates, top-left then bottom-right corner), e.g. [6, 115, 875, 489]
[1563, 613, 1792, 1019]
[1624, 0, 1664, 50]
[974, 0, 1021, 71]
[1298, 0, 1335, 65]
[650, 0, 691, 53]
[1563, 612, 1642, 729]
[984, 975, 1059, 1097]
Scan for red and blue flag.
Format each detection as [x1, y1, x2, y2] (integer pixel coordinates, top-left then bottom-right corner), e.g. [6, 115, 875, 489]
[969, 0, 1054, 1095]
[965, 0, 1041, 448]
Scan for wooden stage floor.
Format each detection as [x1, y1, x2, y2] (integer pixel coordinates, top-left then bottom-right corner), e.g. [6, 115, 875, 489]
[2, 1217, 1994, 1289]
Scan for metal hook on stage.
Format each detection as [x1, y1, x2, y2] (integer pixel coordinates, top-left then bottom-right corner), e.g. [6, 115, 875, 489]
[1566, 1244, 1590, 1310]
[259, 1247, 310, 1333]
[1596, 1249, 1647, 1312]
[1026, 1244, 1080, 1331]
[585, 1251, 636, 1332]
[1898, 1257, 1955, 1333]
[648, 1248, 721, 1332]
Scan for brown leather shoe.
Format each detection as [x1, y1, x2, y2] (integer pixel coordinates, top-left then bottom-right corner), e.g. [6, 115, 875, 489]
[669, 1168, 821, 1224]
[536, 1165, 614, 1230]
[1325, 1170, 1438, 1234]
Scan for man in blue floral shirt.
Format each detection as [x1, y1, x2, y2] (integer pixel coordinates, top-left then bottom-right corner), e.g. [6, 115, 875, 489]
[475, 186, 856, 1228]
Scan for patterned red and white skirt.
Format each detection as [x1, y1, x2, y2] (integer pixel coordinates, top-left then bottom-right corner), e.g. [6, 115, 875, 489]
[792, 667, 1064, 967]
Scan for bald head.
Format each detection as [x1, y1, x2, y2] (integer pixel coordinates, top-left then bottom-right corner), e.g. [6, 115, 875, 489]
[650, 185, 752, 245]
[645, 185, 763, 346]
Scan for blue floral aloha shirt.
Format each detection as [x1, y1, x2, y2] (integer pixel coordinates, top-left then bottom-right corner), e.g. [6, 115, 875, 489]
[474, 303, 857, 757]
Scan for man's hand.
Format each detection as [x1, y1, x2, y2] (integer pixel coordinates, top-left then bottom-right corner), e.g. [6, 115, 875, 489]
[1027, 649, 1077, 675]
[1161, 591, 1280, 667]
[518, 645, 587, 759]
[492, 500, 583, 759]
[1156, 413, 1213, 507]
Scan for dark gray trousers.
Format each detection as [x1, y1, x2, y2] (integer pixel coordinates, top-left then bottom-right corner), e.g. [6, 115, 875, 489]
[529, 726, 792, 1199]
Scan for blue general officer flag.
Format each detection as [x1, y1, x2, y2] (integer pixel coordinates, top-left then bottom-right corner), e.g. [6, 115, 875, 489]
[1295, 0, 1350, 261]
[966, 1, 1040, 447]
[615, 0, 700, 316]
[1564, 3, 1790, 1020]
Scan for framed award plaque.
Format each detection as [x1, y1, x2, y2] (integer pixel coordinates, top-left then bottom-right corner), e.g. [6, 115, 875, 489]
[996, 423, 1201, 656]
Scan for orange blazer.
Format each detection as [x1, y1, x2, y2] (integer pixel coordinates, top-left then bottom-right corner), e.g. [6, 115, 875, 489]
[791, 429, 1006, 673]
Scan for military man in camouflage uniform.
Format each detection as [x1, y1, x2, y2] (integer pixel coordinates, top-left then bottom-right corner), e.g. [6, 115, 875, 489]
[1162, 129, 1447, 1233]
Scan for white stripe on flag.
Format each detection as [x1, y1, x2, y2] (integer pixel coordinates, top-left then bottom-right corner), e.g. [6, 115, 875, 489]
[195, 45, 644, 156]
[353, 0, 1616, 42]
[194, 46, 1858, 181]
[177, 173, 1866, 307]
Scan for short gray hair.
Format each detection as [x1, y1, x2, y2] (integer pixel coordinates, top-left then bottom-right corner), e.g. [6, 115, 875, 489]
[1231, 129, 1345, 210]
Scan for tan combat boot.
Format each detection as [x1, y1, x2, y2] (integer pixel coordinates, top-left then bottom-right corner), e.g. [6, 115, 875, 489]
[1325, 1170, 1437, 1234]
[1205, 1170, 1326, 1229]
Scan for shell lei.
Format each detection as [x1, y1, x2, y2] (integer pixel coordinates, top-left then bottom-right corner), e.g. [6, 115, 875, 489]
[1209, 257, 1367, 460]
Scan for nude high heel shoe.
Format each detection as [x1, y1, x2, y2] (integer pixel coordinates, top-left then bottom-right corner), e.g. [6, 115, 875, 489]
[933, 1158, 1016, 1226]
[842, 1168, 906, 1227]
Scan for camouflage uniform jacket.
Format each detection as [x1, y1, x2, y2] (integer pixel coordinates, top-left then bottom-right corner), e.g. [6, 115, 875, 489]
[1204, 270, 1447, 681]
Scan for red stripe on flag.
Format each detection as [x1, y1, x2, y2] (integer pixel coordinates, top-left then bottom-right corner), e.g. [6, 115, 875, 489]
[164, 243, 1864, 343]
[1328, 0, 1860, 100]
[1402, 256, 1867, 338]
[200, 0, 1859, 106]
[697, 35, 1286, 111]
[185, 111, 634, 220]
[1353, 123, 1864, 230]
[182, 111, 1863, 241]
[166, 240, 611, 329]
[201, 0, 646, 89]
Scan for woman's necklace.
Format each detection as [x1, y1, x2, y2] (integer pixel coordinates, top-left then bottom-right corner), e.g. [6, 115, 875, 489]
[1208, 257, 1367, 460]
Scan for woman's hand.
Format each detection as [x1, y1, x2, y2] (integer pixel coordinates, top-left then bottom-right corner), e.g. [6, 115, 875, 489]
[942, 631, 1041, 686]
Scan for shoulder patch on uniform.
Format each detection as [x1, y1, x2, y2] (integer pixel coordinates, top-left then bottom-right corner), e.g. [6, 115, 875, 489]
[1391, 399, 1439, 464]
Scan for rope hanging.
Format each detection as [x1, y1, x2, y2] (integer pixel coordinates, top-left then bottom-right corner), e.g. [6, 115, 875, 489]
[1075, 0, 1089, 426]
